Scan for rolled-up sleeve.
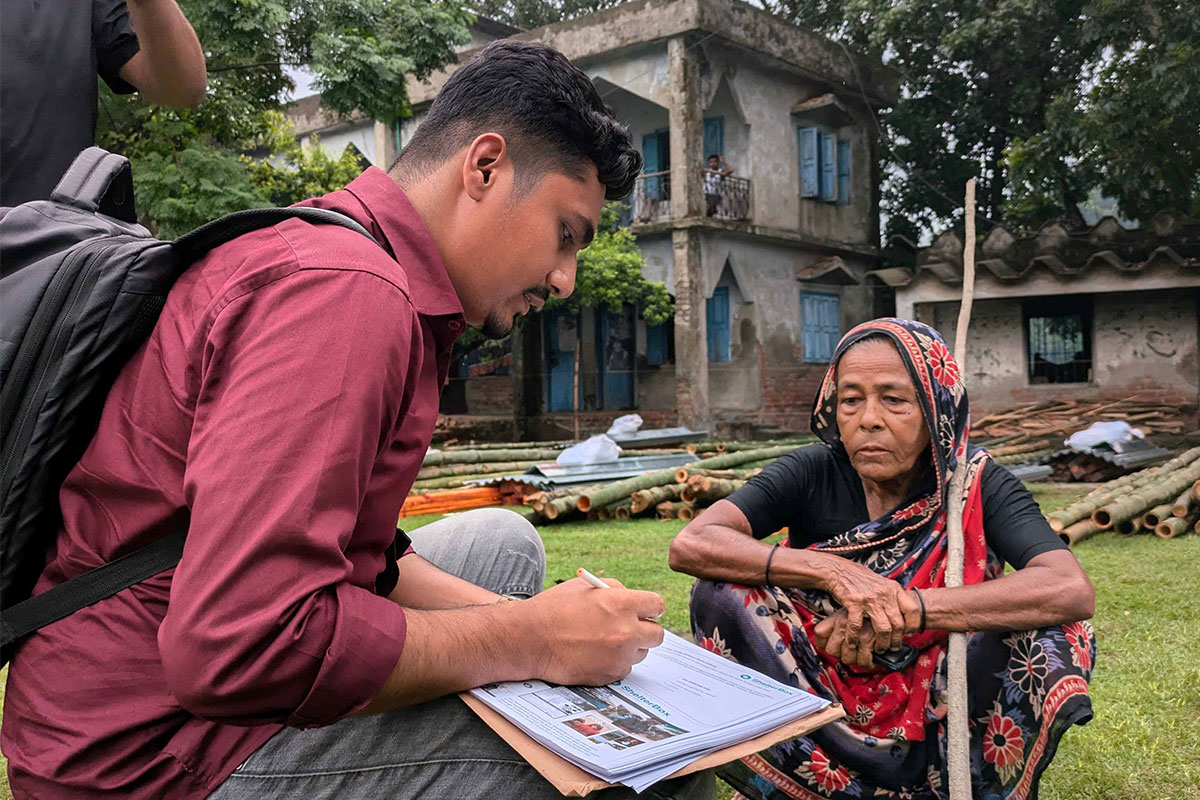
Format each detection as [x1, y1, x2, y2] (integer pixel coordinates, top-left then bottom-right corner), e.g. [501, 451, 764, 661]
[158, 267, 415, 727]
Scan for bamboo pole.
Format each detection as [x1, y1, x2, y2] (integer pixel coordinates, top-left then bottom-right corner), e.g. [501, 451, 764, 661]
[946, 177, 976, 800]
[615, 504, 633, 520]
[575, 446, 793, 511]
[678, 503, 698, 522]
[1155, 515, 1195, 539]
[573, 335, 581, 441]
[1141, 504, 1175, 529]
[416, 460, 537, 480]
[1092, 462, 1200, 529]
[1060, 518, 1102, 546]
[1045, 447, 1200, 531]
[422, 448, 566, 467]
[1114, 516, 1142, 536]
[1172, 489, 1194, 518]
[631, 484, 684, 513]
[655, 501, 683, 520]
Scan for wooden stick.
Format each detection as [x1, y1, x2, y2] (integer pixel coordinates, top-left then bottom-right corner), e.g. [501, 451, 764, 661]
[946, 177, 976, 800]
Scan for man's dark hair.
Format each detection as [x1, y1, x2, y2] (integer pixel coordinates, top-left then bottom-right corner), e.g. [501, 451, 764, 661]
[392, 40, 641, 200]
[708, 154, 721, 161]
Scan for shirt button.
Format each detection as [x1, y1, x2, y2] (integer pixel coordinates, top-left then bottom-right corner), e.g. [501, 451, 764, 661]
[448, 321, 463, 332]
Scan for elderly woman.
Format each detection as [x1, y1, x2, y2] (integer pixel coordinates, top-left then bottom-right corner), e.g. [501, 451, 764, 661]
[670, 319, 1096, 800]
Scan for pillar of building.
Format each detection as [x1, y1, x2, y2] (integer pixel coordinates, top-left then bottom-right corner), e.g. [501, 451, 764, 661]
[668, 36, 710, 429]
[373, 120, 399, 170]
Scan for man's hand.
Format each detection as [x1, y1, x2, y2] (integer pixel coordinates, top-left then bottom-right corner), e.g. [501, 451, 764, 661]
[822, 560, 922, 653]
[523, 578, 665, 686]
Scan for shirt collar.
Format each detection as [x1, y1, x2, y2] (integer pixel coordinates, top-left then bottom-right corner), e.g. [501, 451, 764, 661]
[339, 167, 465, 319]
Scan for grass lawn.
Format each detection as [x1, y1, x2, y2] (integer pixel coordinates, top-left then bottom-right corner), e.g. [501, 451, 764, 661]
[3, 483, 1198, 798]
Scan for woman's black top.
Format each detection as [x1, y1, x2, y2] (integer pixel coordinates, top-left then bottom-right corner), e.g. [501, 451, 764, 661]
[726, 445, 1068, 570]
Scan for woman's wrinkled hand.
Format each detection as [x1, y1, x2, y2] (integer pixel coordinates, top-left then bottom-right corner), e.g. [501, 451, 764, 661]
[814, 609, 878, 668]
[823, 558, 922, 653]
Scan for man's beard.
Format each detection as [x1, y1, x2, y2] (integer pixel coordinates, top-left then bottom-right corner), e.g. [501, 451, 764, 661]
[481, 310, 514, 340]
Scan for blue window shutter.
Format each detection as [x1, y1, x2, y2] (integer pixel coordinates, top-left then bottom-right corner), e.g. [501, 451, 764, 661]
[801, 292, 840, 363]
[820, 132, 837, 202]
[703, 117, 724, 158]
[646, 323, 667, 366]
[706, 287, 731, 362]
[797, 127, 818, 198]
[642, 132, 660, 173]
[837, 139, 851, 205]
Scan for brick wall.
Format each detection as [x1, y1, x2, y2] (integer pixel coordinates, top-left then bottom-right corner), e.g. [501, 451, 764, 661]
[463, 375, 515, 415]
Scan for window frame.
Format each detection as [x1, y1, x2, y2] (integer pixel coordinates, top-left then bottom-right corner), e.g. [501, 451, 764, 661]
[1022, 295, 1095, 385]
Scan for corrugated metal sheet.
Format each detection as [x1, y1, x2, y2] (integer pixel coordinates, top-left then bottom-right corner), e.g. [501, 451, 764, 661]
[1034, 438, 1172, 470]
[1003, 464, 1053, 483]
[465, 453, 699, 490]
[609, 427, 709, 447]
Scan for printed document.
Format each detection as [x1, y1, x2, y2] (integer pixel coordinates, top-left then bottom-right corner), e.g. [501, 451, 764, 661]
[470, 631, 830, 791]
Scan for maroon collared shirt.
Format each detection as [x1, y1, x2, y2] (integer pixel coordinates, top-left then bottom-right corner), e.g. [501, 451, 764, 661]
[2, 169, 465, 798]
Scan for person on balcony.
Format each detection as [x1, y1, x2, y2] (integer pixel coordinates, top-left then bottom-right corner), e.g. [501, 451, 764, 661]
[704, 154, 734, 217]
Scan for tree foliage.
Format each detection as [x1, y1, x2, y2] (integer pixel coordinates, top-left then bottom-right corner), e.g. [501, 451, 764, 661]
[757, 0, 1200, 235]
[99, 0, 472, 235]
[545, 202, 674, 326]
[471, 0, 623, 29]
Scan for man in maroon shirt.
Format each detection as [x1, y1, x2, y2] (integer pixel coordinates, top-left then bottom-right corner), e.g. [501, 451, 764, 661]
[2, 41, 712, 800]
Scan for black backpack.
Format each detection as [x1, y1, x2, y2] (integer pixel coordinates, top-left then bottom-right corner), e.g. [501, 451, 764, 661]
[0, 147, 377, 663]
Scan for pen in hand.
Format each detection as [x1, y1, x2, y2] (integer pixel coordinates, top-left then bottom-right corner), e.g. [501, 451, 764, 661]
[577, 568, 662, 621]
[576, 567, 609, 589]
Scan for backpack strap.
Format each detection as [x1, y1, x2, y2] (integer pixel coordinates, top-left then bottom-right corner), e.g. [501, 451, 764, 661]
[173, 206, 377, 263]
[1, 531, 185, 650]
[49, 147, 137, 223]
[1, 206, 381, 658]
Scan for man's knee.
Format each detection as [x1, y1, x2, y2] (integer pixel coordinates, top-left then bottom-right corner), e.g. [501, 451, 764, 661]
[458, 508, 546, 597]
[464, 508, 544, 562]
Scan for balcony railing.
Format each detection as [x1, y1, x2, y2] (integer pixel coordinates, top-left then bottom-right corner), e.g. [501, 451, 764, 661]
[630, 171, 672, 224]
[627, 170, 752, 225]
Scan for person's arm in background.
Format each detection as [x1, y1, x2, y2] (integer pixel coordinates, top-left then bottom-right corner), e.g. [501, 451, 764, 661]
[117, 0, 206, 107]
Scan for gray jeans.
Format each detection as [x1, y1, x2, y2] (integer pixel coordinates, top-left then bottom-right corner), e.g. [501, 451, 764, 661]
[209, 508, 714, 799]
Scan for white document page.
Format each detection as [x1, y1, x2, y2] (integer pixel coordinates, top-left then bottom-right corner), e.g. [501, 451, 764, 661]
[469, 631, 829, 791]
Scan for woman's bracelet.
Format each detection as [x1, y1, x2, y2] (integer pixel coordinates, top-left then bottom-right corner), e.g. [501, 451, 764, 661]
[764, 543, 781, 587]
[913, 587, 927, 633]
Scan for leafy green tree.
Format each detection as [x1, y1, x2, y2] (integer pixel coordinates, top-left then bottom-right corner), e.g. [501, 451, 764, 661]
[472, 0, 623, 29]
[545, 202, 673, 325]
[758, 0, 1200, 235]
[1006, 1, 1200, 225]
[99, 0, 472, 235]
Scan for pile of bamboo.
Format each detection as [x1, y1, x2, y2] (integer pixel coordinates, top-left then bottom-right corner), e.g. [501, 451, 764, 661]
[972, 398, 1190, 438]
[523, 445, 796, 524]
[1044, 446, 1200, 544]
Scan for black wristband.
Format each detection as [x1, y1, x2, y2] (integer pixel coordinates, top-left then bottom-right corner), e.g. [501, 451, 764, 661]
[913, 587, 927, 633]
[764, 543, 781, 587]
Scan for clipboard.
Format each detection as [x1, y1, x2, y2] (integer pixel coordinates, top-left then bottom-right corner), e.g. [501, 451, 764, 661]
[461, 694, 845, 797]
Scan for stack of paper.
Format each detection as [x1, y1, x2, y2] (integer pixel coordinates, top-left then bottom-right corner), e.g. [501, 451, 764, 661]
[469, 631, 831, 792]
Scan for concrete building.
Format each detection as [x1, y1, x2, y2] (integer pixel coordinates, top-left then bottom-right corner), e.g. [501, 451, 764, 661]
[291, 0, 898, 438]
[875, 213, 1200, 414]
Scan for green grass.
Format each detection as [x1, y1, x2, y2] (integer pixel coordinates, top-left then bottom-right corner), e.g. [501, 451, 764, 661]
[4, 485, 1198, 798]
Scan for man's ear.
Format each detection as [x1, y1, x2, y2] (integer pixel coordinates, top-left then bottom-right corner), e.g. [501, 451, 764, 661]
[462, 133, 510, 202]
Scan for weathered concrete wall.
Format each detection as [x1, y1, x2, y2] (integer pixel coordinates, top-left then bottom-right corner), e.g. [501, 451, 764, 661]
[302, 120, 378, 165]
[1093, 290, 1198, 399]
[587, 46, 671, 108]
[927, 289, 1200, 412]
[896, 264, 1200, 319]
[637, 365, 678, 409]
[637, 233, 675, 287]
[720, 52, 876, 243]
